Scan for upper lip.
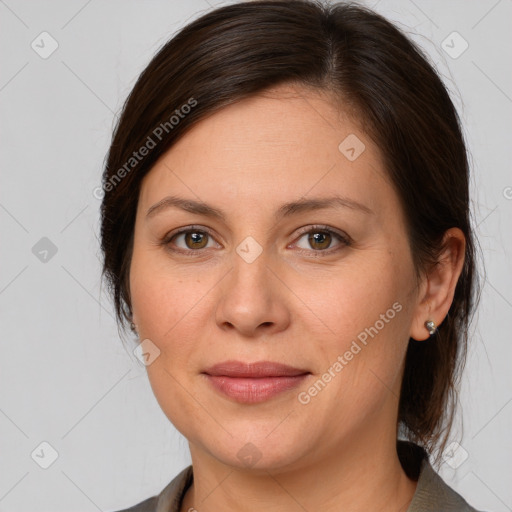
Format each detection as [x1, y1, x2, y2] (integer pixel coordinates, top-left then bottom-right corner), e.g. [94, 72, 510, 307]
[203, 360, 310, 378]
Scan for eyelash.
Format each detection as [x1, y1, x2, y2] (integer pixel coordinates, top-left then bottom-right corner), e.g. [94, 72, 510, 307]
[161, 224, 351, 257]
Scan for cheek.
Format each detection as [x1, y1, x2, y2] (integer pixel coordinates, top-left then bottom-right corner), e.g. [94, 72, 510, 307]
[129, 245, 224, 384]
[129, 251, 211, 434]
[295, 252, 410, 344]
[299, 248, 413, 397]
[130, 243, 205, 341]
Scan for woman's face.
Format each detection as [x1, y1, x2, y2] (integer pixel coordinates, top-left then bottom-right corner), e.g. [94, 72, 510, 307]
[130, 84, 421, 471]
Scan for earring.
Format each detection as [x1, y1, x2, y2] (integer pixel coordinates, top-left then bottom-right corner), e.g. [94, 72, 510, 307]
[130, 322, 138, 335]
[424, 320, 437, 336]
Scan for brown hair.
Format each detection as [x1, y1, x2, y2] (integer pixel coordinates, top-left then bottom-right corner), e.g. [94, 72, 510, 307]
[100, 0, 480, 462]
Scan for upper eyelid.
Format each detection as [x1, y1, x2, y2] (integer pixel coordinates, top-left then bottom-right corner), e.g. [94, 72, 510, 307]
[166, 225, 219, 242]
[293, 224, 350, 241]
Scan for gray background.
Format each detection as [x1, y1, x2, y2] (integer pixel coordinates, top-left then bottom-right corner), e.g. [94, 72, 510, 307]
[0, 0, 511, 511]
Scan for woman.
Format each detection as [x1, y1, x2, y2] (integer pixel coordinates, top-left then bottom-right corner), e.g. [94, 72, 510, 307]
[100, 1, 484, 510]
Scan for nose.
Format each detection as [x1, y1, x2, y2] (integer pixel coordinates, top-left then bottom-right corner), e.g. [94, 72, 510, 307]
[215, 247, 291, 338]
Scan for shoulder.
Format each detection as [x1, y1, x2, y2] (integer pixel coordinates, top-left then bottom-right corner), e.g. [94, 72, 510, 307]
[111, 496, 158, 512]
[109, 465, 193, 512]
[410, 458, 485, 512]
[398, 441, 486, 512]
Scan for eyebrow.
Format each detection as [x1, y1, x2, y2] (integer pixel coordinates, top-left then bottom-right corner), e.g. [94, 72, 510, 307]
[145, 194, 374, 221]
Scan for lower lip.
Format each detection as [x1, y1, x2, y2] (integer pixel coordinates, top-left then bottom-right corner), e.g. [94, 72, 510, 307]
[204, 374, 309, 403]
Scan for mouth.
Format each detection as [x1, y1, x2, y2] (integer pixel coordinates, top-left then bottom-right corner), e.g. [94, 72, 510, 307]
[202, 360, 311, 404]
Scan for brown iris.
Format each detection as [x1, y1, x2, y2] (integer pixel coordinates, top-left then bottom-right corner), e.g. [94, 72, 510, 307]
[308, 231, 331, 250]
[184, 231, 208, 249]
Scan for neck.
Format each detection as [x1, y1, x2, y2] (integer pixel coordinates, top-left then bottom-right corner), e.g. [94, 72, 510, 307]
[181, 431, 418, 512]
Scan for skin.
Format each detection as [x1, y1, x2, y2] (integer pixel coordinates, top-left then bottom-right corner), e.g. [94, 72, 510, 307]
[129, 83, 466, 512]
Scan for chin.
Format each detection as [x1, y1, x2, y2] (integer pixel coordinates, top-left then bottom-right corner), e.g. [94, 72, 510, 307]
[197, 424, 313, 473]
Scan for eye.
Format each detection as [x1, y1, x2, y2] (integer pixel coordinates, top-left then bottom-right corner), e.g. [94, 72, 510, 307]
[163, 226, 219, 253]
[162, 224, 351, 257]
[292, 226, 350, 255]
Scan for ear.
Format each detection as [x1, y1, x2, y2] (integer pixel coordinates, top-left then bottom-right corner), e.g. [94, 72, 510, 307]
[129, 313, 138, 333]
[410, 228, 466, 341]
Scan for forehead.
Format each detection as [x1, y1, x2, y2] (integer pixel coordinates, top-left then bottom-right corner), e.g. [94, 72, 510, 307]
[167, 84, 358, 162]
[138, 84, 392, 218]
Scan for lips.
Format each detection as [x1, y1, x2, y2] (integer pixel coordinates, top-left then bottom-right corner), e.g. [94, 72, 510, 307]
[204, 360, 310, 378]
[202, 360, 311, 403]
